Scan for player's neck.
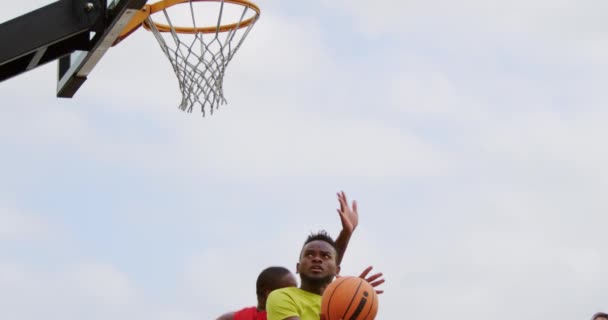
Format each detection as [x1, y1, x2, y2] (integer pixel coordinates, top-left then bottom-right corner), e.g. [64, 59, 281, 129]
[299, 282, 324, 295]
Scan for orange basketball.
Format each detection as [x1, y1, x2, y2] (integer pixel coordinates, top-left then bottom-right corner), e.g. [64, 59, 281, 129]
[321, 276, 379, 320]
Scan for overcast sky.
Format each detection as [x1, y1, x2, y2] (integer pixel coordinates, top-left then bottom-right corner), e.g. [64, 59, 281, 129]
[2, 1, 608, 319]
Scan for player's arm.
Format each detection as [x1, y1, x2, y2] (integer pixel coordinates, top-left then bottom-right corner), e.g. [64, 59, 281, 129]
[334, 191, 358, 266]
[216, 312, 235, 320]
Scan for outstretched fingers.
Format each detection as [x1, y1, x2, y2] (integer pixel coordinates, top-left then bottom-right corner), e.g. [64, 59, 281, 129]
[358, 265, 371, 278]
[358, 266, 386, 295]
[365, 272, 384, 284]
[337, 191, 347, 211]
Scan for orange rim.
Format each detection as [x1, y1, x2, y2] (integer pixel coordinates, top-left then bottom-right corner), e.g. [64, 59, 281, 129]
[144, 0, 260, 34]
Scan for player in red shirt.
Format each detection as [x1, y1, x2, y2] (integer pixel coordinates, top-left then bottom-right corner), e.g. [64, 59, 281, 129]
[219, 266, 296, 320]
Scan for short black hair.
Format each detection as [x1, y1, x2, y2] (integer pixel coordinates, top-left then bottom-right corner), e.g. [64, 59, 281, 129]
[300, 230, 338, 257]
[593, 312, 608, 320]
[256, 266, 291, 298]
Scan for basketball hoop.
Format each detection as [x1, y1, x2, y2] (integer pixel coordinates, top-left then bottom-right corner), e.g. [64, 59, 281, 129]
[116, 0, 260, 115]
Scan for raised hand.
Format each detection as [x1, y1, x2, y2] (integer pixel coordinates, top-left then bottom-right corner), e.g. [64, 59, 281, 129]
[337, 191, 358, 234]
[358, 266, 385, 294]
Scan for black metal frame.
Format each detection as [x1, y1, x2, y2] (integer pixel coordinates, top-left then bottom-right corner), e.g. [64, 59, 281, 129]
[0, 0, 103, 82]
[0, 0, 147, 97]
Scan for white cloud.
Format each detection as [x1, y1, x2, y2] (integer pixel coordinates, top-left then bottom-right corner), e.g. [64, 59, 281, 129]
[318, 0, 608, 71]
[72, 263, 137, 306]
[234, 10, 331, 82]
[389, 69, 463, 116]
[0, 203, 51, 240]
[169, 105, 446, 179]
[0, 104, 88, 147]
[183, 249, 261, 313]
[476, 110, 608, 185]
[318, 0, 608, 36]
[0, 260, 149, 320]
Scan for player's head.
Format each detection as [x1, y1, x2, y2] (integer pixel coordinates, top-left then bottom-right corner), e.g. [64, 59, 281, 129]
[256, 266, 297, 308]
[592, 312, 608, 320]
[297, 230, 340, 287]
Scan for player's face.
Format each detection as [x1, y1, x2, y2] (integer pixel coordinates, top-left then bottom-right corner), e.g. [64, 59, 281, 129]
[297, 240, 339, 281]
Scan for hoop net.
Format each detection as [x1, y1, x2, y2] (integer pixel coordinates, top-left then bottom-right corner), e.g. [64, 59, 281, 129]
[143, 0, 260, 115]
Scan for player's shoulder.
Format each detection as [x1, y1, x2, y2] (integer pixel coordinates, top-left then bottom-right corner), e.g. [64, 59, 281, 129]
[267, 287, 301, 301]
[269, 286, 299, 296]
[233, 306, 261, 320]
[235, 306, 258, 314]
[216, 311, 236, 320]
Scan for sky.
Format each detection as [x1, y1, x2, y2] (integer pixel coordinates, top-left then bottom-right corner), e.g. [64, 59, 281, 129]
[1, 0, 608, 319]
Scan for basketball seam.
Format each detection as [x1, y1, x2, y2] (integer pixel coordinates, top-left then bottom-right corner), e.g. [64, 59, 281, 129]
[361, 291, 376, 320]
[325, 277, 349, 320]
[349, 291, 370, 320]
[341, 279, 363, 320]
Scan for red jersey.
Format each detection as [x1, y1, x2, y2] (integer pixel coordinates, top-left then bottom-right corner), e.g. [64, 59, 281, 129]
[233, 307, 267, 320]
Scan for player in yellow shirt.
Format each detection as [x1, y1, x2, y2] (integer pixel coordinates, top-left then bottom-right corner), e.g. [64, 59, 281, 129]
[267, 209, 385, 320]
[217, 191, 368, 320]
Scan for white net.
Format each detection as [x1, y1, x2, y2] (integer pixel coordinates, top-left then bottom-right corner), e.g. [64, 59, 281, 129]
[144, 0, 259, 115]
